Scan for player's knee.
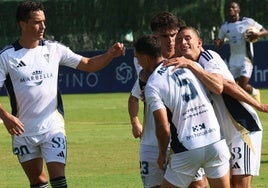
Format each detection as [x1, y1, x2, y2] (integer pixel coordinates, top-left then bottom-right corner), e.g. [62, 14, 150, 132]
[50, 176, 67, 188]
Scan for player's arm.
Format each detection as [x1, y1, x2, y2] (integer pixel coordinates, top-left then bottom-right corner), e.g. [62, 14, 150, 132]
[214, 28, 225, 48]
[258, 28, 268, 37]
[0, 96, 24, 136]
[77, 42, 125, 72]
[153, 108, 170, 170]
[164, 57, 223, 94]
[128, 94, 143, 138]
[223, 79, 268, 112]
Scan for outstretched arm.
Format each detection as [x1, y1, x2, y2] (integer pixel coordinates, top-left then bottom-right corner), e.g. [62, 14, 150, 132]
[223, 79, 268, 112]
[77, 42, 125, 72]
[258, 28, 268, 38]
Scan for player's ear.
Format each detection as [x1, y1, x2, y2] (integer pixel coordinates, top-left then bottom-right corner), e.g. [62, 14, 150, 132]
[18, 21, 26, 31]
[197, 38, 203, 48]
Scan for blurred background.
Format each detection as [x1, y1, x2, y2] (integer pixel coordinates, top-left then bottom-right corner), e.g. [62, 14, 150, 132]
[0, 0, 267, 51]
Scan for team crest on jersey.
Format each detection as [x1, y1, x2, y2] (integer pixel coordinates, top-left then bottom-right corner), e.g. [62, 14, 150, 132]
[44, 54, 49, 63]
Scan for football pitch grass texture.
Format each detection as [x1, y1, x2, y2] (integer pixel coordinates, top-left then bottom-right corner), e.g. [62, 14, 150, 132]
[0, 90, 267, 187]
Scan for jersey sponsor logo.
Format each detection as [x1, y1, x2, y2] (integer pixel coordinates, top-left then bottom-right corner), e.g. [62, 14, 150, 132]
[44, 54, 49, 63]
[19, 70, 53, 86]
[186, 127, 217, 141]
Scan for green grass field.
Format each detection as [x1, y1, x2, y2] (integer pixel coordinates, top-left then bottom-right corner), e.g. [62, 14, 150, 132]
[0, 90, 267, 187]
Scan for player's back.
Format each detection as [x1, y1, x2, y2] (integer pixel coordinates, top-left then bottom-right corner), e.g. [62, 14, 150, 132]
[146, 64, 222, 151]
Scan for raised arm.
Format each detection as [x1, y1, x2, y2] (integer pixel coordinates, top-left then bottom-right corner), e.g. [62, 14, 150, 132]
[77, 42, 125, 72]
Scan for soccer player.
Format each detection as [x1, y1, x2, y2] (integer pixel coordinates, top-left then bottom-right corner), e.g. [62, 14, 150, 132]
[169, 26, 264, 188]
[134, 34, 231, 188]
[0, 1, 125, 188]
[214, 1, 268, 102]
[128, 11, 208, 188]
[129, 11, 181, 188]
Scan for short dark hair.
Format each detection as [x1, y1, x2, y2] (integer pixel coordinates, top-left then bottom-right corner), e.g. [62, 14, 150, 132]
[179, 26, 201, 38]
[150, 11, 186, 33]
[228, 0, 240, 7]
[16, 0, 44, 22]
[134, 34, 162, 59]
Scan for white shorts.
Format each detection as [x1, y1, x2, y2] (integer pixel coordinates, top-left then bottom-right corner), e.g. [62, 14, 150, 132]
[140, 144, 165, 188]
[140, 144, 206, 187]
[230, 131, 262, 176]
[13, 129, 67, 164]
[164, 139, 230, 188]
[229, 56, 253, 79]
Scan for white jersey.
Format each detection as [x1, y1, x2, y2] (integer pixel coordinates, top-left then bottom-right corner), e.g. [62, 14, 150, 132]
[145, 63, 222, 151]
[198, 50, 262, 144]
[0, 40, 82, 136]
[131, 78, 158, 146]
[218, 17, 263, 62]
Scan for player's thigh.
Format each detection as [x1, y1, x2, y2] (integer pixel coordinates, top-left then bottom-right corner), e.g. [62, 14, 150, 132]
[21, 158, 47, 184]
[207, 170, 230, 188]
[231, 174, 252, 188]
[161, 178, 177, 188]
[47, 162, 66, 179]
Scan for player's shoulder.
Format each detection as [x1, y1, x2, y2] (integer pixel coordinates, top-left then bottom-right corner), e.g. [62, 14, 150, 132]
[0, 44, 13, 55]
[242, 17, 254, 21]
[200, 49, 221, 61]
[241, 17, 259, 24]
[220, 21, 229, 28]
[147, 64, 166, 86]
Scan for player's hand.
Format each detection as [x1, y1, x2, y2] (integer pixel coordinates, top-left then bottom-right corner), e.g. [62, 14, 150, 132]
[257, 104, 268, 113]
[163, 56, 194, 71]
[2, 113, 24, 136]
[157, 153, 166, 170]
[214, 39, 222, 47]
[108, 42, 125, 58]
[246, 32, 259, 42]
[131, 121, 143, 138]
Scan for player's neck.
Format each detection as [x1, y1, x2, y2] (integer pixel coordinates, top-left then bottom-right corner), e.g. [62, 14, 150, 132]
[229, 14, 239, 23]
[19, 36, 40, 49]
